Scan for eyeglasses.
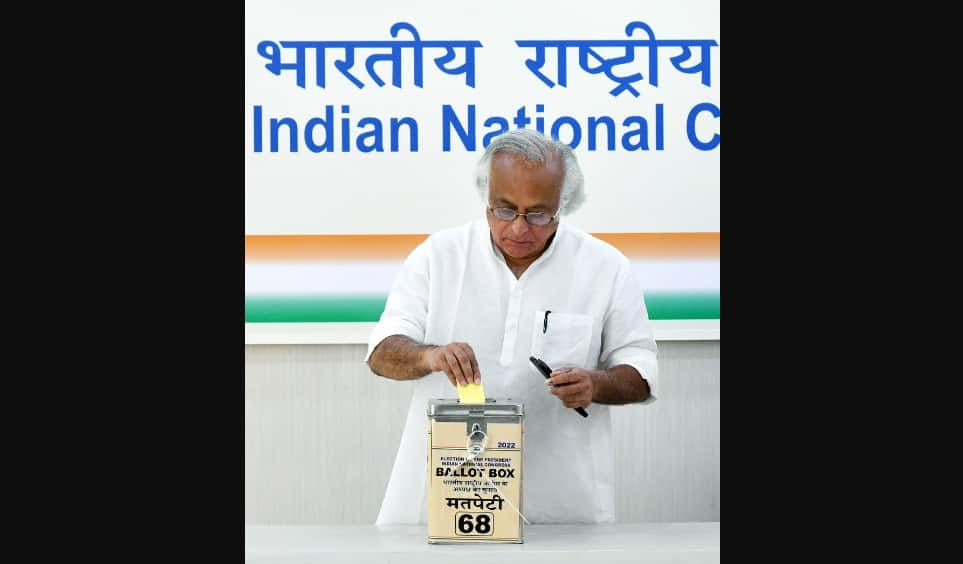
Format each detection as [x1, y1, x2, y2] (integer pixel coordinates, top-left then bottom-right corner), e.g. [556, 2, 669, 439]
[488, 207, 559, 226]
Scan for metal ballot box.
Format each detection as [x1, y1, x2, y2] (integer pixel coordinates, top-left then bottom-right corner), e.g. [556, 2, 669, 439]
[426, 398, 524, 543]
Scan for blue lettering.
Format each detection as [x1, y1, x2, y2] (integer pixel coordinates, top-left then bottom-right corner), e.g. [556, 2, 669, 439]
[443, 104, 475, 151]
[687, 103, 719, 150]
[482, 117, 509, 147]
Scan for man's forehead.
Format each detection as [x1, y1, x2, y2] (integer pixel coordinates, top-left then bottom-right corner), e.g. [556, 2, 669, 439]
[491, 194, 553, 209]
[489, 183, 559, 208]
[489, 153, 562, 199]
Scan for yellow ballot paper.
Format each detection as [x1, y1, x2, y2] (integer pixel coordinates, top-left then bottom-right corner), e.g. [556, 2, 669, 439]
[457, 382, 486, 404]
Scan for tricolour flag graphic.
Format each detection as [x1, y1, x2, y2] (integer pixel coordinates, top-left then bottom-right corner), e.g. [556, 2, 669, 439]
[245, 233, 719, 323]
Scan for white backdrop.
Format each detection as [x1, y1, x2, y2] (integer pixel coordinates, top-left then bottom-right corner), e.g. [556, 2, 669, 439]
[245, 0, 720, 235]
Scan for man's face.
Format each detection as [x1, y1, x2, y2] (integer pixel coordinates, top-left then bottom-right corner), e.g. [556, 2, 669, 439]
[486, 151, 563, 263]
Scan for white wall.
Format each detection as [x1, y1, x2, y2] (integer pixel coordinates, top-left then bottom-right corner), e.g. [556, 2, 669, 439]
[245, 341, 719, 524]
[246, 0, 720, 235]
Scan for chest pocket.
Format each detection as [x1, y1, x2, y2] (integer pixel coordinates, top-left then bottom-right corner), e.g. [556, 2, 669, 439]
[531, 310, 593, 369]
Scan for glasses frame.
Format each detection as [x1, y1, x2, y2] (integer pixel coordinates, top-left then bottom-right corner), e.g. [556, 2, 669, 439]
[487, 206, 559, 227]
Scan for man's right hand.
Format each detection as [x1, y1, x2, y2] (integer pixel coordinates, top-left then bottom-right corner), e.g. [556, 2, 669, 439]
[423, 342, 481, 386]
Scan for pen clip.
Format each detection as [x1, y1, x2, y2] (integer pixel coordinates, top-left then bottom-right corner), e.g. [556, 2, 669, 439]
[543, 310, 551, 333]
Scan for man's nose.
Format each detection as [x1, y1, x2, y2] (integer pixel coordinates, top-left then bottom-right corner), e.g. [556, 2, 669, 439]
[511, 215, 530, 236]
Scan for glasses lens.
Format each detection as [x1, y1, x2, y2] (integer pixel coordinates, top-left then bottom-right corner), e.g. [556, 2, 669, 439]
[493, 208, 517, 221]
[526, 213, 549, 226]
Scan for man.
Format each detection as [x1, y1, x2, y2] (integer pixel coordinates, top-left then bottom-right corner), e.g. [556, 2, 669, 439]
[366, 128, 658, 524]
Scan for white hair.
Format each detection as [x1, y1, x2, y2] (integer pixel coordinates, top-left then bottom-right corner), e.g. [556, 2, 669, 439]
[474, 129, 586, 215]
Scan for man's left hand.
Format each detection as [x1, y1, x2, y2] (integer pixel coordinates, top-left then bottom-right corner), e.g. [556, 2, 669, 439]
[547, 367, 594, 409]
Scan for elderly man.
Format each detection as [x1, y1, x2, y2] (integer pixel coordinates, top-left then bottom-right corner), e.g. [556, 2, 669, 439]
[366, 128, 658, 524]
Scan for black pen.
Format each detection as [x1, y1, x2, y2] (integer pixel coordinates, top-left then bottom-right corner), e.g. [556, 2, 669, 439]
[529, 356, 589, 417]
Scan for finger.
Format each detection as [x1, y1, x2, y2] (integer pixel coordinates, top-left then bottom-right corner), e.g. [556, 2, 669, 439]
[469, 353, 481, 385]
[445, 372, 458, 387]
[564, 397, 588, 409]
[441, 356, 457, 387]
[548, 371, 582, 386]
[437, 350, 457, 387]
[452, 345, 476, 386]
[466, 345, 481, 385]
[445, 350, 467, 386]
[553, 383, 579, 400]
[453, 344, 479, 385]
[562, 391, 590, 408]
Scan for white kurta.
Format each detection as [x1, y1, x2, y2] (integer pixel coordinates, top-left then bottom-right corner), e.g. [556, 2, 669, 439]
[366, 219, 658, 524]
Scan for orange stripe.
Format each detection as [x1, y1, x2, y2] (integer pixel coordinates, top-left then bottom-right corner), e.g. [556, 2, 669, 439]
[593, 232, 719, 259]
[245, 232, 719, 262]
[246, 234, 430, 262]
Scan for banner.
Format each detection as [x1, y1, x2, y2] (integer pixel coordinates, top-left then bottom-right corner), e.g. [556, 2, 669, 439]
[245, 0, 720, 336]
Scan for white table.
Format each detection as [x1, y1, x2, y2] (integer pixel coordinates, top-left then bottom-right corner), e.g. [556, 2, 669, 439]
[246, 523, 720, 563]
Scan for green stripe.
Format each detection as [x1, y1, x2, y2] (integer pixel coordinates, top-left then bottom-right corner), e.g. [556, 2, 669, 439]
[246, 291, 719, 322]
[644, 290, 720, 320]
[245, 295, 388, 322]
